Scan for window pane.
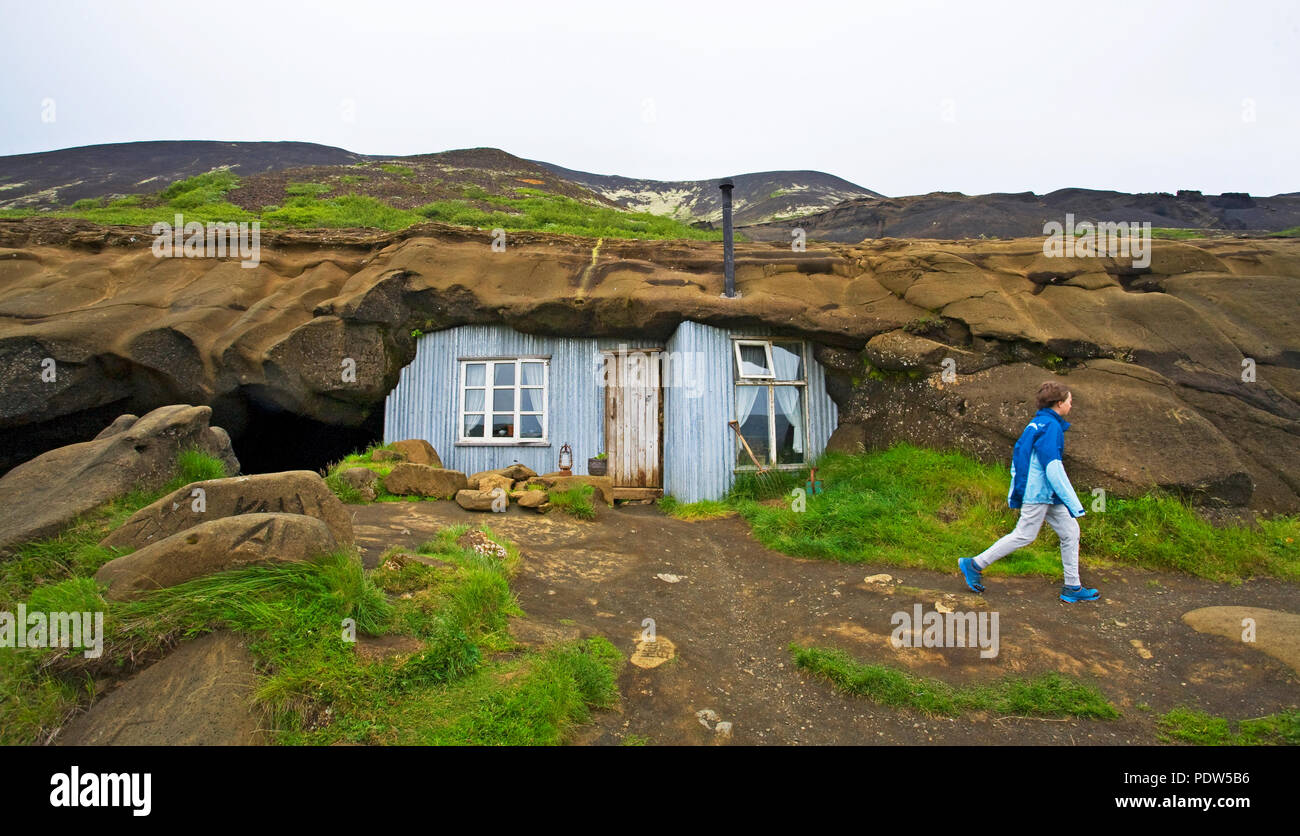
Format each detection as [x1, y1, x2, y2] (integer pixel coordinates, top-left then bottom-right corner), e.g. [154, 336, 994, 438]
[463, 388, 484, 412]
[521, 362, 544, 385]
[774, 386, 805, 464]
[493, 388, 515, 411]
[464, 363, 485, 387]
[463, 414, 485, 438]
[772, 342, 804, 381]
[494, 363, 515, 386]
[519, 414, 543, 438]
[738, 343, 771, 377]
[518, 387, 542, 412]
[735, 385, 770, 466]
[492, 414, 514, 437]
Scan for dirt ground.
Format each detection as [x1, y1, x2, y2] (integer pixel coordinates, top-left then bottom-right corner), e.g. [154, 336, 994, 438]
[349, 500, 1299, 746]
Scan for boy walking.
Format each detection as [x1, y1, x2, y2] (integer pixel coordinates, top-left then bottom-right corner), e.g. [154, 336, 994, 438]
[958, 381, 1100, 602]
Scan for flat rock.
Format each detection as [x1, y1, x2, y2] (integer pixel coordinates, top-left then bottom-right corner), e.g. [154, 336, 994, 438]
[530, 474, 614, 506]
[56, 631, 264, 745]
[101, 470, 352, 551]
[382, 463, 468, 499]
[95, 512, 339, 601]
[1182, 605, 1300, 674]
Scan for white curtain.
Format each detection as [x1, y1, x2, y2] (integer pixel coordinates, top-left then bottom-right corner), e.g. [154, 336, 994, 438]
[772, 349, 804, 454]
[735, 384, 764, 462]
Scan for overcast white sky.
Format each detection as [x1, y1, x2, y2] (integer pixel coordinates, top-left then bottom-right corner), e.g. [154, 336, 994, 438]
[3, 0, 1296, 196]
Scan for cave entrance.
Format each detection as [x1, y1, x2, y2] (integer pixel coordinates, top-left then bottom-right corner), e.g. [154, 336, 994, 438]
[230, 402, 383, 475]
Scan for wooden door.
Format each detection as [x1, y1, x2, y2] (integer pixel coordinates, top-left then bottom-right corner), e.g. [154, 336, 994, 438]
[603, 350, 662, 490]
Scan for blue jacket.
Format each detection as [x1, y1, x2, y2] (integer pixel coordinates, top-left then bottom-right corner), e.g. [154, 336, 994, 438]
[1008, 408, 1086, 517]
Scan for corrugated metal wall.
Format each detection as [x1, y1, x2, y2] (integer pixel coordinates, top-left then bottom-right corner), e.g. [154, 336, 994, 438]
[383, 324, 658, 476]
[663, 321, 837, 502]
[384, 321, 837, 498]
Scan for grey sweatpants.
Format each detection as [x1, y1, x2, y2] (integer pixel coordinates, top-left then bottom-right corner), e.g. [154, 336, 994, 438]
[973, 503, 1081, 586]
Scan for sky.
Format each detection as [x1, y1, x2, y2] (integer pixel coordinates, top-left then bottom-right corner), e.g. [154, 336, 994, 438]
[2, 0, 1297, 197]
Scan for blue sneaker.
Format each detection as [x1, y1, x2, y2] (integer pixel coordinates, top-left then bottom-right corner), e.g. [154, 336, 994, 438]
[1060, 584, 1100, 602]
[958, 557, 985, 593]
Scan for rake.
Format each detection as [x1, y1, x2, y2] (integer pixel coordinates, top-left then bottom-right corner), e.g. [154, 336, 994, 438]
[728, 420, 780, 493]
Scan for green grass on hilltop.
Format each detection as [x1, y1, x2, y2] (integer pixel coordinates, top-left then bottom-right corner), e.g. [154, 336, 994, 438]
[4, 169, 724, 241]
[416, 188, 721, 240]
[661, 444, 1300, 582]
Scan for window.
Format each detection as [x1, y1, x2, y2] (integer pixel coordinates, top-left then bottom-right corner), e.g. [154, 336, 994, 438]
[459, 358, 548, 444]
[733, 339, 807, 467]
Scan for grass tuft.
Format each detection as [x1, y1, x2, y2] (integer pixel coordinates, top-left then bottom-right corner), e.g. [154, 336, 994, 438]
[548, 484, 596, 520]
[1156, 706, 1300, 745]
[791, 643, 1118, 719]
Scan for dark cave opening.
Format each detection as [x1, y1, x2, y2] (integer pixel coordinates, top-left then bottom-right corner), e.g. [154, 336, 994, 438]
[228, 401, 385, 475]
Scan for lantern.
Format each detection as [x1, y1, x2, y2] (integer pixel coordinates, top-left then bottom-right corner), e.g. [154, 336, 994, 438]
[558, 443, 573, 475]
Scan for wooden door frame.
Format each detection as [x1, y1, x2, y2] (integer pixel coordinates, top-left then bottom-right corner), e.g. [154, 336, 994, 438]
[601, 348, 664, 492]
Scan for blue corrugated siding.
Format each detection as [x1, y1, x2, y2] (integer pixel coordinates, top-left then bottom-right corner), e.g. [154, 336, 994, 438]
[662, 321, 837, 502]
[383, 324, 658, 476]
[384, 321, 837, 498]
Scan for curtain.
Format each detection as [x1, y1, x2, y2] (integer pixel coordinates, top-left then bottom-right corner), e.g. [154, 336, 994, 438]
[771, 349, 804, 454]
[735, 384, 764, 464]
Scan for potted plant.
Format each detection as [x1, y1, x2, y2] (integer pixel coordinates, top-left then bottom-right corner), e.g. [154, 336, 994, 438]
[588, 451, 607, 476]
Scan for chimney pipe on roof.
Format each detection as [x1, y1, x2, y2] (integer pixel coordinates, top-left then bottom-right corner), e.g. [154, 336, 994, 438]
[719, 179, 735, 298]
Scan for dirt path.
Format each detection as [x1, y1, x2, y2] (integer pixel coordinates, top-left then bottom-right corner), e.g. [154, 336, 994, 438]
[349, 501, 1300, 745]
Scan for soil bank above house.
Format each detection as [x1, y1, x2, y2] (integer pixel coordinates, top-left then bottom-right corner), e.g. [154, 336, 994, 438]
[0, 217, 1297, 512]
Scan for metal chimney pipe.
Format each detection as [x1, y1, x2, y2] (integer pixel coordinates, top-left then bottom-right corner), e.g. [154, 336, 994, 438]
[719, 179, 735, 297]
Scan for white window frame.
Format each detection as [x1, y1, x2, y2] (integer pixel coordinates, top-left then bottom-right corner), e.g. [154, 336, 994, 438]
[457, 357, 549, 445]
[734, 339, 775, 379]
[733, 338, 810, 469]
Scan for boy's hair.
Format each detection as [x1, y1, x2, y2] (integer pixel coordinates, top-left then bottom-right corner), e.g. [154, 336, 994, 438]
[1036, 380, 1071, 409]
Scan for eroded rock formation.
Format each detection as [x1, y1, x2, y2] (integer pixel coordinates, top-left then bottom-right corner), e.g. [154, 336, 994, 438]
[1, 218, 1296, 511]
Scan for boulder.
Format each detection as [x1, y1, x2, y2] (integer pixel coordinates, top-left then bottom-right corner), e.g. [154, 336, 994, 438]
[387, 439, 442, 467]
[468, 464, 538, 489]
[515, 489, 548, 509]
[94, 512, 339, 601]
[0, 405, 239, 556]
[101, 470, 353, 551]
[56, 631, 264, 745]
[477, 473, 515, 495]
[455, 488, 505, 511]
[371, 449, 405, 462]
[383, 463, 468, 499]
[530, 473, 614, 505]
[339, 467, 378, 501]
